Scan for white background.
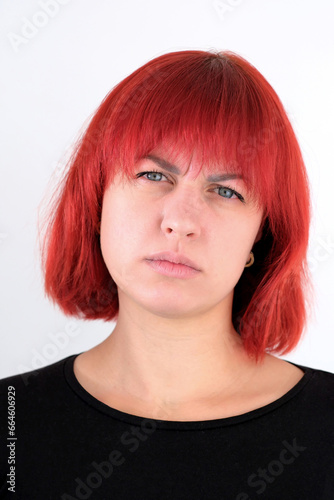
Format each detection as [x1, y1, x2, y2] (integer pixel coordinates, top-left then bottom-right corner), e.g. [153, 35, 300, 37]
[0, 0, 333, 378]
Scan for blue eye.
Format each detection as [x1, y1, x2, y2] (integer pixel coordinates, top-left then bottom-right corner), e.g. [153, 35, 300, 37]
[136, 170, 245, 203]
[216, 186, 245, 202]
[136, 170, 167, 181]
[218, 187, 234, 198]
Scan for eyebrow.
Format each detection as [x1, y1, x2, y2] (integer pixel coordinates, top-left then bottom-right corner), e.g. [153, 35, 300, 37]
[145, 155, 242, 183]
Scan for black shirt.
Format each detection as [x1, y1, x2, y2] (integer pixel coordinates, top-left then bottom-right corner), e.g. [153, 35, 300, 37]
[0, 354, 334, 499]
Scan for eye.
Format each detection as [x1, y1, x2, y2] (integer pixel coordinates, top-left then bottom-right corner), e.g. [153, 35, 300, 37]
[136, 170, 168, 182]
[215, 186, 245, 203]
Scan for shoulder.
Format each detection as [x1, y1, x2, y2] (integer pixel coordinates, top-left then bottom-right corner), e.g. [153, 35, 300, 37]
[283, 361, 334, 426]
[0, 355, 71, 385]
[0, 355, 77, 408]
[263, 354, 334, 388]
[244, 355, 334, 422]
[299, 363, 334, 394]
[279, 357, 334, 400]
[288, 359, 334, 382]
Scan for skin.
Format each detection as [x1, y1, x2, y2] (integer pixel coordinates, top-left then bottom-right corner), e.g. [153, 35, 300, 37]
[74, 147, 304, 421]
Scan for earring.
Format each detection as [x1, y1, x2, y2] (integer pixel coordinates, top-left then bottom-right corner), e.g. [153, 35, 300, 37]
[245, 251, 254, 268]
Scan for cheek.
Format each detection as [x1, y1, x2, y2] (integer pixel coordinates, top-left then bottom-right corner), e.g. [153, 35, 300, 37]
[209, 216, 261, 269]
[100, 196, 123, 269]
[100, 194, 148, 270]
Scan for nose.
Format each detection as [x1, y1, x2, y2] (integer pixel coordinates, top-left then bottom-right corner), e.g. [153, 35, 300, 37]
[160, 188, 202, 240]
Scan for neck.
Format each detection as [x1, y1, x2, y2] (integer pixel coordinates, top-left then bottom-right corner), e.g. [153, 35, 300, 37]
[89, 293, 258, 413]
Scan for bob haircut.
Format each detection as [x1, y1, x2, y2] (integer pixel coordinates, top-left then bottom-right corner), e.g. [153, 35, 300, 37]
[41, 50, 312, 362]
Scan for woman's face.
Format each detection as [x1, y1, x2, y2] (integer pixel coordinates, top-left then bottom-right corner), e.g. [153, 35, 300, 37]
[100, 149, 264, 319]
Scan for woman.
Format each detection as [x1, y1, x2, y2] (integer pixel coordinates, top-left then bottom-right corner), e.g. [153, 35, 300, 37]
[1, 50, 333, 499]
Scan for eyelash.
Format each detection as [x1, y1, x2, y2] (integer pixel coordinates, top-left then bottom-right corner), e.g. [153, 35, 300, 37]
[135, 170, 245, 203]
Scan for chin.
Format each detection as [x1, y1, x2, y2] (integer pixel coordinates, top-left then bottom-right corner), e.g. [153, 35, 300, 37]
[133, 289, 203, 318]
[144, 305, 203, 320]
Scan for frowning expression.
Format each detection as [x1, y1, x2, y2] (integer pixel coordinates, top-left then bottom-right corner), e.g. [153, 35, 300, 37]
[100, 149, 264, 319]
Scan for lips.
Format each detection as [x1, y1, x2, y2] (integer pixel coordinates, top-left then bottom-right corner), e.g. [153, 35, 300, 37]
[145, 251, 200, 271]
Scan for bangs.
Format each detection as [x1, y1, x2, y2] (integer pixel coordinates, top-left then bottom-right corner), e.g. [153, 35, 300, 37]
[100, 51, 292, 215]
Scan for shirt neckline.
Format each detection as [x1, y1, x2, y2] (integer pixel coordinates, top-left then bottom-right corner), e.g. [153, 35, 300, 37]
[64, 353, 315, 430]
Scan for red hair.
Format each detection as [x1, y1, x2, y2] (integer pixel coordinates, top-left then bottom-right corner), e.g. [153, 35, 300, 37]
[40, 50, 312, 362]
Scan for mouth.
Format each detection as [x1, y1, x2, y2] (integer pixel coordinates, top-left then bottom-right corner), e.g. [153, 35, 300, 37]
[145, 252, 201, 279]
[146, 252, 200, 271]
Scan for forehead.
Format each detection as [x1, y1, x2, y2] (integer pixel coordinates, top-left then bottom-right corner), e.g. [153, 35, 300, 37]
[142, 154, 243, 185]
[144, 144, 241, 181]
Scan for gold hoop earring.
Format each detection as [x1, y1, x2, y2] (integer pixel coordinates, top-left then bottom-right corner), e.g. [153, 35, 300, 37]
[245, 251, 254, 268]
